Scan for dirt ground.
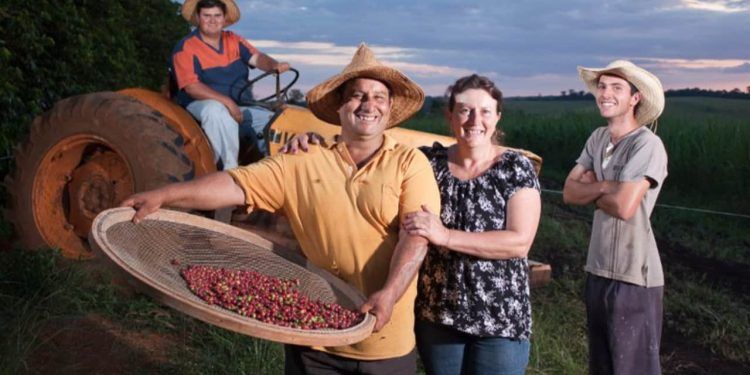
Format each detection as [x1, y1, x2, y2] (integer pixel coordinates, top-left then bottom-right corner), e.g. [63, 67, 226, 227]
[27, 314, 176, 374]
[24, 311, 749, 375]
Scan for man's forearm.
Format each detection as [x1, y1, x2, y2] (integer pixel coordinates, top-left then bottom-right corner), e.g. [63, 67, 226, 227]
[254, 53, 279, 72]
[595, 179, 651, 220]
[563, 179, 608, 205]
[184, 82, 235, 107]
[163, 172, 245, 210]
[382, 233, 429, 301]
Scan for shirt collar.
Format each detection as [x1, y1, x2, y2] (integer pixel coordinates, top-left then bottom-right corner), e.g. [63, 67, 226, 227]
[331, 133, 398, 152]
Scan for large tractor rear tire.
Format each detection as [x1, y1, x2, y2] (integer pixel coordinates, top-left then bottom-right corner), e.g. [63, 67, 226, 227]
[5, 92, 194, 259]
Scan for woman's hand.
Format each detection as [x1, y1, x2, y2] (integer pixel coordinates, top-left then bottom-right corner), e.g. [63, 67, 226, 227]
[279, 132, 326, 154]
[402, 205, 450, 247]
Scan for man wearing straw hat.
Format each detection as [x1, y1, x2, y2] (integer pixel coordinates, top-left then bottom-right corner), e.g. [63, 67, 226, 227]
[124, 43, 440, 373]
[172, 0, 290, 169]
[562, 60, 668, 374]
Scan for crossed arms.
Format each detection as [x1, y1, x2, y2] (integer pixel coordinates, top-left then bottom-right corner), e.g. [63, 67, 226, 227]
[562, 164, 650, 221]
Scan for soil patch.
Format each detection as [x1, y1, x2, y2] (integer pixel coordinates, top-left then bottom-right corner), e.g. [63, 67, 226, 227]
[27, 314, 176, 374]
[662, 329, 750, 375]
[659, 240, 749, 296]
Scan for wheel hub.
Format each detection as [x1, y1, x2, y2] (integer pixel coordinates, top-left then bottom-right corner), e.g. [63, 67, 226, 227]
[33, 136, 134, 259]
[68, 151, 133, 238]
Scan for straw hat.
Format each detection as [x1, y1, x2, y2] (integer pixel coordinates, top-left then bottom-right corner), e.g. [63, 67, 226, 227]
[182, 0, 240, 27]
[578, 60, 665, 126]
[306, 43, 425, 128]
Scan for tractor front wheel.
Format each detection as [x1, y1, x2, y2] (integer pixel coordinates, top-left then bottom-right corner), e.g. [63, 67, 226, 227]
[5, 92, 194, 259]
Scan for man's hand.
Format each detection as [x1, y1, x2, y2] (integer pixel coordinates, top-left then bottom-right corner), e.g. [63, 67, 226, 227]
[225, 100, 243, 123]
[273, 62, 290, 74]
[580, 170, 597, 184]
[564, 165, 609, 205]
[402, 205, 450, 247]
[359, 288, 397, 332]
[279, 132, 325, 154]
[120, 190, 165, 224]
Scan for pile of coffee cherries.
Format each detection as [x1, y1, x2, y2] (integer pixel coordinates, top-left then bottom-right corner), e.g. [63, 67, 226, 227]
[180, 265, 364, 330]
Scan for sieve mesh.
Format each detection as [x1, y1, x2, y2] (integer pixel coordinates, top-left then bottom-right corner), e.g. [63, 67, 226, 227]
[90, 207, 375, 346]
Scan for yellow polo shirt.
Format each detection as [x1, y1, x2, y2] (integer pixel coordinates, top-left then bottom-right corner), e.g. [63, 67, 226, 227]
[227, 134, 440, 360]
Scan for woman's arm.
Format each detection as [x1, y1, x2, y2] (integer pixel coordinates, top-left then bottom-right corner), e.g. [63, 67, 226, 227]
[403, 188, 541, 260]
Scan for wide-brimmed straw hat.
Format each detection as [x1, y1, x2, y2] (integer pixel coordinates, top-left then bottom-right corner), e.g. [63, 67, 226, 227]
[578, 60, 664, 126]
[182, 0, 240, 27]
[306, 43, 425, 128]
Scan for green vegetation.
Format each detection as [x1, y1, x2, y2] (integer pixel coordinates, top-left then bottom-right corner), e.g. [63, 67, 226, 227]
[0, 0, 188, 174]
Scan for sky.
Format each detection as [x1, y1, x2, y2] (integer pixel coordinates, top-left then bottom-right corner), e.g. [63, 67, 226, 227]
[212, 0, 750, 96]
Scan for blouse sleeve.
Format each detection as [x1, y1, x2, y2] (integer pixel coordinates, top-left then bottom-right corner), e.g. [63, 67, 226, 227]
[505, 152, 541, 199]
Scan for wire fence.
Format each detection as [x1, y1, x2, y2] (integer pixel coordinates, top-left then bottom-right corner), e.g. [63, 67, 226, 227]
[540, 188, 750, 219]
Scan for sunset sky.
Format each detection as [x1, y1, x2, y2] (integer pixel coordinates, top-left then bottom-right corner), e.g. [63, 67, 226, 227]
[212, 0, 750, 96]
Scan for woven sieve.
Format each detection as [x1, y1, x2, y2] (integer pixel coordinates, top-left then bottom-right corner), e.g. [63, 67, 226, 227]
[89, 207, 375, 346]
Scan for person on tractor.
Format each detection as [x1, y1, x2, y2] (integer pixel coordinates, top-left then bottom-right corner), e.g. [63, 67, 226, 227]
[172, 0, 290, 170]
[123, 43, 440, 374]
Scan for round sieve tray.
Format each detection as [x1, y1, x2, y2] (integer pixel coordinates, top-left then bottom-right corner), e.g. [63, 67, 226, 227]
[89, 207, 375, 346]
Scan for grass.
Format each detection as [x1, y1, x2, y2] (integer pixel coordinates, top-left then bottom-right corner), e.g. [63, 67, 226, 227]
[528, 279, 588, 374]
[664, 272, 750, 363]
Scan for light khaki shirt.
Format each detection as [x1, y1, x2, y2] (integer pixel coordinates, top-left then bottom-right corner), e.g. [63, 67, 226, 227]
[228, 134, 441, 360]
[576, 126, 668, 287]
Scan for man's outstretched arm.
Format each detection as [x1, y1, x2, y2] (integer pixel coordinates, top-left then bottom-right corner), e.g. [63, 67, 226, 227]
[120, 172, 245, 224]
[251, 53, 290, 73]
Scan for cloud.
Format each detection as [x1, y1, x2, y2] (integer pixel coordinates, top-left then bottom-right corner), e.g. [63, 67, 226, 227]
[633, 57, 750, 70]
[251, 39, 472, 78]
[723, 62, 750, 73]
[677, 0, 750, 13]
[385, 62, 473, 78]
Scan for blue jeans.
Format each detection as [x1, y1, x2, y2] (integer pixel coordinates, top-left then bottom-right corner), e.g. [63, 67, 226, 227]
[415, 320, 529, 375]
[186, 99, 272, 170]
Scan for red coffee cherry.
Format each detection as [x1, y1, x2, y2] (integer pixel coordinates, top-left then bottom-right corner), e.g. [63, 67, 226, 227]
[180, 265, 364, 330]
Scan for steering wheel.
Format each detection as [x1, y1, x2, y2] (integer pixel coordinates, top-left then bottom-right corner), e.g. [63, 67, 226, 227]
[236, 67, 299, 109]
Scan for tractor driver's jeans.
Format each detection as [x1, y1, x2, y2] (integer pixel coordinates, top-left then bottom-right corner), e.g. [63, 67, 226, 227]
[186, 99, 272, 170]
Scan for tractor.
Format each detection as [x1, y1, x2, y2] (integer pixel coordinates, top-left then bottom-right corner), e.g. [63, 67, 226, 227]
[4, 68, 551, 287]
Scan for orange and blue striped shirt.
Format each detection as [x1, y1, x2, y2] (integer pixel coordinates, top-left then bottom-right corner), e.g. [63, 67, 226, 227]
[171, 29, 259, 106]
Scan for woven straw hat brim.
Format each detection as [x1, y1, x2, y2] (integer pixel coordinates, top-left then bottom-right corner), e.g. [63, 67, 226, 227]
[578, 60, 665, 126]
[182, 0, 240, 27]
[306, 46, 424, 128]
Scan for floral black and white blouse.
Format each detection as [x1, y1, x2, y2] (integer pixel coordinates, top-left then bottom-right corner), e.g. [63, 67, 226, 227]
[415, 143, 540, 340]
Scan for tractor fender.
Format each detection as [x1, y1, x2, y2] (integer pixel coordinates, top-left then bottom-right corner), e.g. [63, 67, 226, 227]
[118, 88, 217, 177]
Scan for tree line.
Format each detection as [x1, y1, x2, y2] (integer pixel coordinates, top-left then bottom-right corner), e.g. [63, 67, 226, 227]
[514, 87, 750, 101]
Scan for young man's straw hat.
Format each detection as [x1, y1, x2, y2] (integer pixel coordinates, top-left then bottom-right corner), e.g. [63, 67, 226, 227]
[306, 43, 425, 128]
[181, 0, 241, 27]
[578, 60, 665, 126]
